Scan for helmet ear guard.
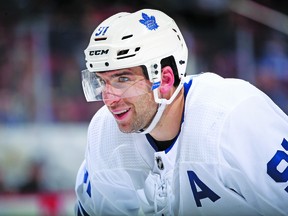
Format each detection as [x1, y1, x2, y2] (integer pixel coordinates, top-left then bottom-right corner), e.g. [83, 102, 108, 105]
[147, 61, 162, 90]
[142, 59, 184, 105]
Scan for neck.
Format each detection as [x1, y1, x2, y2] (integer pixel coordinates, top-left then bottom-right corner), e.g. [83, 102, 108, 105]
[149, 88, 184, 141]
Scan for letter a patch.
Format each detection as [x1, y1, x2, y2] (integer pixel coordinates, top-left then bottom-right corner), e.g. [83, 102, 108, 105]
[187, 171, 220, 207]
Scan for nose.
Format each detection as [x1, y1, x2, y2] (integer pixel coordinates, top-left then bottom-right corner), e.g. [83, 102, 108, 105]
[102, 84, 122, 106]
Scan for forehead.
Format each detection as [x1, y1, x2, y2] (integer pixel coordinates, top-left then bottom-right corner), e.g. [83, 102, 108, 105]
[96, 66, 144, 79]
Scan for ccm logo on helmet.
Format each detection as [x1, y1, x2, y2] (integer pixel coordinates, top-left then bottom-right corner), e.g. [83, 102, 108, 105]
[89, 49, 109, 56]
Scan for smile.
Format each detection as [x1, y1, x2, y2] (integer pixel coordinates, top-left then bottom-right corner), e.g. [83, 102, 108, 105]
[112, 108, 131, 120]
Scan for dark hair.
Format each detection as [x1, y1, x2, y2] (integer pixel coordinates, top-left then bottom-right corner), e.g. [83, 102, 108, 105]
[141, 56, 180, 87]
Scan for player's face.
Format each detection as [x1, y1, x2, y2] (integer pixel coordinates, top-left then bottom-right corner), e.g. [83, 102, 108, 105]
[96, 66, 158, 133]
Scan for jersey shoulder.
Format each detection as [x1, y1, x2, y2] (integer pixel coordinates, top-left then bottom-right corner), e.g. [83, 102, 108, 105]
[187, 72, 262, 110]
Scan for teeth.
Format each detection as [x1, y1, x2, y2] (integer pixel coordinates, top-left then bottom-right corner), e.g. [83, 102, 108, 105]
[114, 109, 128, 115]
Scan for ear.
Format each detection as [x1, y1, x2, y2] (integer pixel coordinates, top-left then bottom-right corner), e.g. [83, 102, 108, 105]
[160, 66, 175, 94]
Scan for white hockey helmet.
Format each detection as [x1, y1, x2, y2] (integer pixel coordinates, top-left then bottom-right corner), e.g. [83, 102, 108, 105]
[81, 8, 188, 104]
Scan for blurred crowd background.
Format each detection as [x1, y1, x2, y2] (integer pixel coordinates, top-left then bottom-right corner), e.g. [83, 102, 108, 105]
[0, 0, 288, 215]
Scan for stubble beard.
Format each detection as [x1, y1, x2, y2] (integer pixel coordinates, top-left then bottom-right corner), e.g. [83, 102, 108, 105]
[118, 95, 158, 133]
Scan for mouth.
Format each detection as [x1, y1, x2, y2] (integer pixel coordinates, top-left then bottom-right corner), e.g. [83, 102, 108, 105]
[112, 108, 131, 120]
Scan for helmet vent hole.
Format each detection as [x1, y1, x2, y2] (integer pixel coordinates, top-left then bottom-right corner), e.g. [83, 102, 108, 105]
[117, 49, 129, 56]
[117, 54, 136, 60]
[94, 37, 107, 41]
[122, 35, 133, 40]
[172, 28, 181, 41]
[135, 47, 140, 52]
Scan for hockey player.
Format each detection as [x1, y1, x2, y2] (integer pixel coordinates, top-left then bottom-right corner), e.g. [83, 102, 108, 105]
[75, 8, 288, 216]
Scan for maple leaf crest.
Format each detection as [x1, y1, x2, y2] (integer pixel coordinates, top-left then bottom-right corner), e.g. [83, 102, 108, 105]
[139, 12, 159, 30]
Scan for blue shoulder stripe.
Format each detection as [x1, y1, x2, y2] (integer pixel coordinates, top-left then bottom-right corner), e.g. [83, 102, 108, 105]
[77, 201, 90, 216]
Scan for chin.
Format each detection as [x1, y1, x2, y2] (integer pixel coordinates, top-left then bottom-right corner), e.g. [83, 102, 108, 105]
[119, 129, 135, 134]
[117, 121, 146, 134]
[118, 125, 133, 133]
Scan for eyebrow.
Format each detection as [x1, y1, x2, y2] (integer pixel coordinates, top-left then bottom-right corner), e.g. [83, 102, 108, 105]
[110, 71, 134, 78]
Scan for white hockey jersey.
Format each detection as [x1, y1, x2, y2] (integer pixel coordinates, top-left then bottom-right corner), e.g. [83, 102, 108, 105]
[75, 72, 288, 216]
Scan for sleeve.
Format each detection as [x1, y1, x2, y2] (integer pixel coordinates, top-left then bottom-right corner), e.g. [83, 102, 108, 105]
[75, 160, 141, 216]
[75, 116, 141, 216]
[219, 94, 288, 216]
[89, 169, 141, 215]
[75, 160, 93, 216]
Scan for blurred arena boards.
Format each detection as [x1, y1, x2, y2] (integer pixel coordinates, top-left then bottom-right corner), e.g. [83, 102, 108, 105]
[0, 123, 88, 215]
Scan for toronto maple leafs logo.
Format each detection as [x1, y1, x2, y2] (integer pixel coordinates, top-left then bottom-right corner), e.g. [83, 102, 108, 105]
[139, 12, 159, 30]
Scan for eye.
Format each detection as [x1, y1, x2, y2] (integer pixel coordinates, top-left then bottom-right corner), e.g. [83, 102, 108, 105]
[118, 77, 130, 82]
[98, 78, 106, 86]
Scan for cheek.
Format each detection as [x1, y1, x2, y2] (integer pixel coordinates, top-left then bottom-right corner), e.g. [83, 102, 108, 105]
[133, 93, 156, 112]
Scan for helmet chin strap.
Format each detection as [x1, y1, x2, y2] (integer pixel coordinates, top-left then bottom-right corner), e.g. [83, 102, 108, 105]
[137, 82, 183, 134]
[137, 102, 166, 134]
